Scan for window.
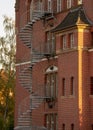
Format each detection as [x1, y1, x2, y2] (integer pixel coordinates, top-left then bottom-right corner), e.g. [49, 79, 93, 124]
[62, 35, 67, 50]
[70, 33, 75, 48]
[45, 66, 58, 98]
[62, 78, 65, 96]
[45, 114, 57, 130]
[71, 124, 74, 130]
[67, 0, 71, 9]
[70, 77, 74, 95]
[90, 77, 93, 95]
[30, 0, 33, 20]
[62, 124, 65, 130]
[38, 0, 43, 11]
[48, 0, 52, 12]
[46, 32, 55, 54]
[45, 73, 57, 98]
[57, 0, 62, 12]
[51, 33, 56, 54]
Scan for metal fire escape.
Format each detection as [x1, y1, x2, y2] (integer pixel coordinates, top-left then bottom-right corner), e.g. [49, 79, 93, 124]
[16, 0, 56, 130]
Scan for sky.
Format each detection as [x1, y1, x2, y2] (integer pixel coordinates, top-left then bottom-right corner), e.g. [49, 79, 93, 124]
[0, 0, 15, 36]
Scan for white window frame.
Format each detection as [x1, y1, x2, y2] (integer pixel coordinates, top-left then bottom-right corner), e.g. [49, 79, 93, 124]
[45, 66, 58, 98]
[48, 0, 52, 12]
[51, 33, 55, 53]
[57, 0, 62, 12]
[67, 0, 71, 9]
[70, 33, 74, 48]
[62, 35, 67, 50]
[45, 114, 58, 130]
[38, 0, 43, 11]
[47, 32, 55, 54]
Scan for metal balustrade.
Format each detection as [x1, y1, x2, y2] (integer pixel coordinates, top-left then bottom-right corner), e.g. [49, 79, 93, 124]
[17, 0, 56, 129]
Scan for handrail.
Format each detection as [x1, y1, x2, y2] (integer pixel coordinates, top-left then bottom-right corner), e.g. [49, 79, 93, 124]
[18, 95, 30, 117]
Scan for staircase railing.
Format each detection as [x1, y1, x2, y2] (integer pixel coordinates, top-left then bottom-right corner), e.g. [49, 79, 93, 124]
[18, 95, 30, 117]
[17, 1, 57, 128]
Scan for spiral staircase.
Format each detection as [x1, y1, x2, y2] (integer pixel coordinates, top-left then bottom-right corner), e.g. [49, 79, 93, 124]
[15, 3, 54, 130]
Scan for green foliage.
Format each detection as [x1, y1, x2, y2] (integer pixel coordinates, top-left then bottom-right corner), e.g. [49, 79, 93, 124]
[0, 16, 15, 130]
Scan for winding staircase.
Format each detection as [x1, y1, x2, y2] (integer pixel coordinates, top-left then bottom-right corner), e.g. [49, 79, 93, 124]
[15, 4, 53, 130]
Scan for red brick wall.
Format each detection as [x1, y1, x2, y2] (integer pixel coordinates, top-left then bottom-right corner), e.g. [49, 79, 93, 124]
[15, 0, 31, 127]
[89, 51, 93, 127]
[58, 51, 79, 130]
[15, 66, 29, 126]
[83, 0, 93, 20]
[82, 51, 90, 130]
[15, 0, 93, 129]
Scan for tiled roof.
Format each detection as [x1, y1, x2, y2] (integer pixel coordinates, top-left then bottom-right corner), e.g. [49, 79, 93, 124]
[52, 6, 92, 32]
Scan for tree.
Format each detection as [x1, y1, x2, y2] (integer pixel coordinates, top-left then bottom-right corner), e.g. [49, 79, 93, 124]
[0, 16, 15, 130]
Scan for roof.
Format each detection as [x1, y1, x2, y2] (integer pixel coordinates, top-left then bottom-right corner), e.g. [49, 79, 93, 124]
[52, 6, 92, 32]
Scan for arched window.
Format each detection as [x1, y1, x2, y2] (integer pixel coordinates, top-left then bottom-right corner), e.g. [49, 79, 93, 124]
[45, 66, 58, 98]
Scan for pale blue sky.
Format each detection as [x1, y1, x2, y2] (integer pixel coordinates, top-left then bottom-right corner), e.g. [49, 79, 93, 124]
[0, 0, 15, 36]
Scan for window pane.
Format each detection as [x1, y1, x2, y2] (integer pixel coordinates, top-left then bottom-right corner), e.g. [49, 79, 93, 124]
[70, 33, 74, 48]
[62, 35, 66, 50]
[48, 0, 52, 12]
[46, 74, 51, 97]
[57, 0, 61, 12]
[45, 73, 58, 98]
[67, 0, 71, 9]
[45, 114, 57, 130]
[50, 114, 54, 130]
[46, 115, 49, 128]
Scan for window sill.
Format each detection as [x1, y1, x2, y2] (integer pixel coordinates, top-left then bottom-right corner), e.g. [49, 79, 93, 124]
[69, 95, 75, 98]
[56, 47, 78, 55]
[61, 95, 75, 99]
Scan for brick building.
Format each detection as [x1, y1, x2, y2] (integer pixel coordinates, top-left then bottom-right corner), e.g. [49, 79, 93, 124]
[15, 0, 93, 130]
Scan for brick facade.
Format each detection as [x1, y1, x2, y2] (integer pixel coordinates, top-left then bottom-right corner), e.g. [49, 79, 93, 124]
[15, 0, 93, 130]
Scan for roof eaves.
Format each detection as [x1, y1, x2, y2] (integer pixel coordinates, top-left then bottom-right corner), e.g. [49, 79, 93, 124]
[52, 6, 93, 33]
